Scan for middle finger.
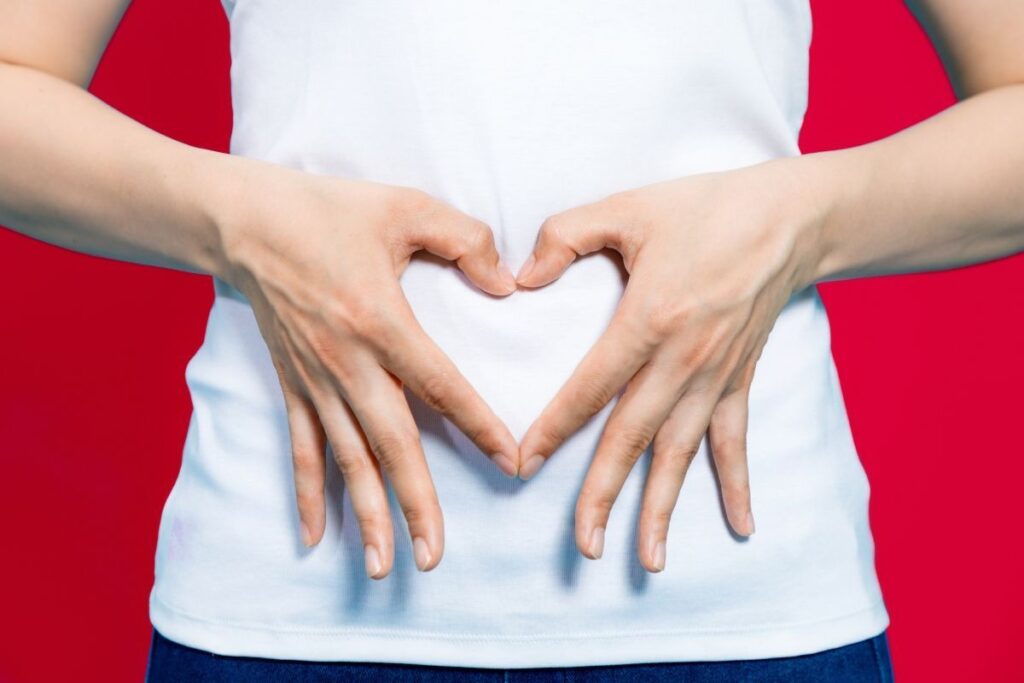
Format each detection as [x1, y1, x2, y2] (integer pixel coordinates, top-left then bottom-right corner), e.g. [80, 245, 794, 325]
[574, 353, 694, 558]
[331, 350, 446, 572]
[637, 390, 721, 572]
[519, 301, 654, 480]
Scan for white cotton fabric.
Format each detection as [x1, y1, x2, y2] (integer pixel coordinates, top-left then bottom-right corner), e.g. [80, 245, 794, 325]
[149, 0, 889, 667]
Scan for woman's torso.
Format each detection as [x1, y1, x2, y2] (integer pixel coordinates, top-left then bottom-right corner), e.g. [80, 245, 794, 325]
[149, 0, 889, 667]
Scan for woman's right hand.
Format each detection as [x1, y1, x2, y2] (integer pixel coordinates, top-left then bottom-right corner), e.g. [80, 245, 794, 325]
[212, 157, 520, 579]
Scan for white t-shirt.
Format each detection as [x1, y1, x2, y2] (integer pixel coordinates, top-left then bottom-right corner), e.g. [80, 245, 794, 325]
[149, 0, 889, 667]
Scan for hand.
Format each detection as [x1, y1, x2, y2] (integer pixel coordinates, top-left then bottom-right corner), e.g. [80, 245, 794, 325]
[515, 157, 827, 573]
[214, 157, 520, 578]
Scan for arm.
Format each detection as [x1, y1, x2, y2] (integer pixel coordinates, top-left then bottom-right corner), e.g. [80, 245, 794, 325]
[0, 1, 520, 577]
[0, 0, 228, 275]
[803, 0, 1024, 285]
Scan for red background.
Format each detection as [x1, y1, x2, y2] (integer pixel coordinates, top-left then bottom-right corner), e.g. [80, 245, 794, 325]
[1, 1, 1022, 681]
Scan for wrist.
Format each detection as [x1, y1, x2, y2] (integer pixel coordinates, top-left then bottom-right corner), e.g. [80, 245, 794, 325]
[767, 149, 864, 291]
[164, 145, 235, 281]
[185, 147, 268, 285]
[787, 147, 874, 288]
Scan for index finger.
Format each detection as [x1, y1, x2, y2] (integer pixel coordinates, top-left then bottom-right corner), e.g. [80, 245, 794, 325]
[372, 292, 521, 478]
[518, 296, 655, 480]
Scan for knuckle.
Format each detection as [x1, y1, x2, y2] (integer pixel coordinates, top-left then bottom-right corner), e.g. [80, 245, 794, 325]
[643, 505, 673, 531]
[463, 221, 494, 255]
[569, 377, 616, 414]
[306, 303, 358, 359]
[300, 333, 353, 387]
[577, 487, 615, 520]
[711, 431, 746, 457]
[334, 448, 370, 478]
[539, 213, 569, 243]
[350, 307, 401, 349]
[603, 191, 643, 238]
[534, 422, 568, 453]
[344, 301, 381, 339]
[292, 442, 321, 470]
[607, 189, 641, 218]
[682, 336, 718, 369]
[354, 506, 385, 534]
[294, 478, 322, 511]
[666, 442, 701, 467]
[417, 369, 457, 414]
[461, 422, 498, 453]
[369, 429, 417, 471]
[604, 189, 634, 211]
[645, 304, 689, 341]
[288, 359, 322, 398]
[303, 333, 339, 370]
[720, 376, 747, 398]
[611, 423, 655, 462]
[304, 319, 340, 361]
[399, 500, 436, 529]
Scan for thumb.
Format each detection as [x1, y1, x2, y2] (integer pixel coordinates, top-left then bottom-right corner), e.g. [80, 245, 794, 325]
[517, 199, 631, 289]
[401, 194, 516, 296]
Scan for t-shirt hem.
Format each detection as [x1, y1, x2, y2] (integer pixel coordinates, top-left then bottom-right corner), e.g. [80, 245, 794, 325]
[149, 592, 891, 669]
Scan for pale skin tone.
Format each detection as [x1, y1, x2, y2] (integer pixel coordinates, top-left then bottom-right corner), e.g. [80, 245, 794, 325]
[2, 0, 1023, 581]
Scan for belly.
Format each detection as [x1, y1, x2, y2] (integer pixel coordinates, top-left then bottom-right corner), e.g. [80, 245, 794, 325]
[399, 249, 626, 442]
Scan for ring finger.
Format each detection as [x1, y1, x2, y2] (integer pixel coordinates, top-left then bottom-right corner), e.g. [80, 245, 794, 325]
[308, 385, 396, 580]
[637, 390, 720, 572]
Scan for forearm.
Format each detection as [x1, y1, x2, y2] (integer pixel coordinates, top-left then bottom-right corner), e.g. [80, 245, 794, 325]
[801, 83, 1024, 285]
[0, 61, 236, 278]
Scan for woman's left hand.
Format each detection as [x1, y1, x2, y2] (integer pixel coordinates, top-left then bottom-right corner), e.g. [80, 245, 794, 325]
[515, 156, 830, 573]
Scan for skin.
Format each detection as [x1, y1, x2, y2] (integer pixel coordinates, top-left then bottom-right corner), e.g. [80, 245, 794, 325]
[2, 0, 1023, 580]
[515, 0, 1024, 572]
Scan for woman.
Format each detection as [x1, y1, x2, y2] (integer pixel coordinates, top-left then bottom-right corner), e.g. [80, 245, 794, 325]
[2, 0, 1021, 680]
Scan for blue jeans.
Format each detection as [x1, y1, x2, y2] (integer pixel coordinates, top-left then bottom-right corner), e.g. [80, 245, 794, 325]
[145, 628, 895, 682]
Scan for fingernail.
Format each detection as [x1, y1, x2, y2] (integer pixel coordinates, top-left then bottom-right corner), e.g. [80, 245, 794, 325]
[518, 454, 545, 480]
[364, 544, 383, 578]
[745, 510, 756, 535]
[652, 540, 666, 572]
[300, 522, 315, 548]
[498, 261, 517, 293]
[516, 254, 537, 283]
[588, 527, 605, 559]
[492, 452, 518, 478]
[413, 536, 432, 571]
